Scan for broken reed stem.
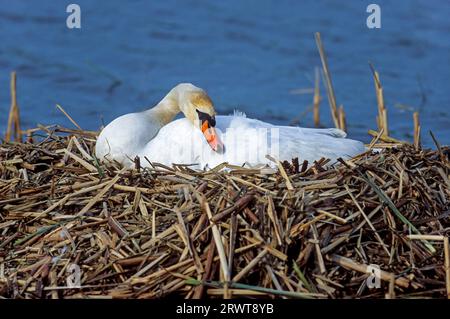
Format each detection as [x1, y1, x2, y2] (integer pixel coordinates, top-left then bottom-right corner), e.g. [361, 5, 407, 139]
[386, 273, 396, 299]
[328, 254, 409, 288]
[413, 111, 421, 150]
[444, 237, 450, 299]
[12, 72, 21, 142]
[315, 32, 340, 130]
[203, 199, 230, 282]
[232, 249, 268, 282]
[311, 225, 326, 274]
[5, 79, 15, 142]
[367, 129, 402, 144]
[56, 104, 83, 131]
[368, 128, 385, 150]
[370, 63, 388, 137]
[5, 71, 22, 142]
[338, 105, 346, 133]
[408, 235, 445, 241]
[313, 67, 321, 127]
[408, 235, 450, 298]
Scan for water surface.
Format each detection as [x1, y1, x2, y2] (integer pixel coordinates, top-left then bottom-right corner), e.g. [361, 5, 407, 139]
[0, 0, 449, 146]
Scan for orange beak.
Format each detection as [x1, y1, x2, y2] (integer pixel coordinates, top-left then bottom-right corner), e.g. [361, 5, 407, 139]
[201, 121, 224, 153]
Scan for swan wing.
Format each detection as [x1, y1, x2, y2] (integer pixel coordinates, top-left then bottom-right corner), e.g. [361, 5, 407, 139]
[96, 112, 160, 166]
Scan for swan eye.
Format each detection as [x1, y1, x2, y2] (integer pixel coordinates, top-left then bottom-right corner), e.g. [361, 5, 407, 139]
[196, 109, 216, 127]
[209, 116, 216, 127]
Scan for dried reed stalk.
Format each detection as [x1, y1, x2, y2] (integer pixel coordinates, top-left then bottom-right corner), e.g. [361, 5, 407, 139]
[370, 64, 388, 137]
[315, 32, 340, 130]
[313, 67, 321, 127]
[413, 111, 421, 150]
[5, 72, 22, 142]
[1, 126, 447, 299]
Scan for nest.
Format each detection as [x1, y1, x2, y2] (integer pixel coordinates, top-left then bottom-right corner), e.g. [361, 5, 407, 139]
[0, 125, 449, 299]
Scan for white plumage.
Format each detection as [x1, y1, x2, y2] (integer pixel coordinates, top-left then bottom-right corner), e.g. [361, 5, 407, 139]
[95, 83, 366, 169]
[138, 112, 366, 169]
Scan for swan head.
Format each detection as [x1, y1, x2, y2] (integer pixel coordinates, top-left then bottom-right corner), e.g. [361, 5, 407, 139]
[175, 83, 225, 154]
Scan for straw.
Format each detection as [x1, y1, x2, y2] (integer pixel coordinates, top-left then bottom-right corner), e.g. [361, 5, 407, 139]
[370, 63, 388, 137]
[315, 32, 340, 129]
[1, 132, 448, 298]
[1, 65, 449, 299]
[413, 111, 421, 150]
[5, 72, 22, 142]
[313, 67, 321, 127]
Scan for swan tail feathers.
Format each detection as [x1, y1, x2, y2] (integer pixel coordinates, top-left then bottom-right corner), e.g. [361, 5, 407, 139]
[320, 128, 347, 138]
[232, 110, 247, 118]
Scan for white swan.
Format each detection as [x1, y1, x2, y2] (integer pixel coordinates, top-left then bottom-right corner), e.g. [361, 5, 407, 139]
[95, 83, 366, 169]
[138, 112, 366, 169]
[95, 83, 223, 167]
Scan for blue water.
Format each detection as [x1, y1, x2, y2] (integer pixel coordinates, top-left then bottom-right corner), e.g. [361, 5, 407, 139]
[0, 0, 449, 146]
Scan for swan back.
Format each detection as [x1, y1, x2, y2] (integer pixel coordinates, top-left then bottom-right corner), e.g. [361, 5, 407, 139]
[139, 114, 366, 169]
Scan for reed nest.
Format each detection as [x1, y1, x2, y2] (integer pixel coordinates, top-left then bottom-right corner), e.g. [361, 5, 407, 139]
[0, 125, 449, 299]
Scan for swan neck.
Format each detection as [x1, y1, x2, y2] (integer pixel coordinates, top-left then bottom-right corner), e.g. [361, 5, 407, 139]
[146, 90, 181, 125]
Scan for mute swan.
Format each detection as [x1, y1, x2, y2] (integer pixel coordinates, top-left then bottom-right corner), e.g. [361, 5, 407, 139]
[137, 112, 366, 169]
[95, 83, 366, 169]
[95, 83, 223, 167]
